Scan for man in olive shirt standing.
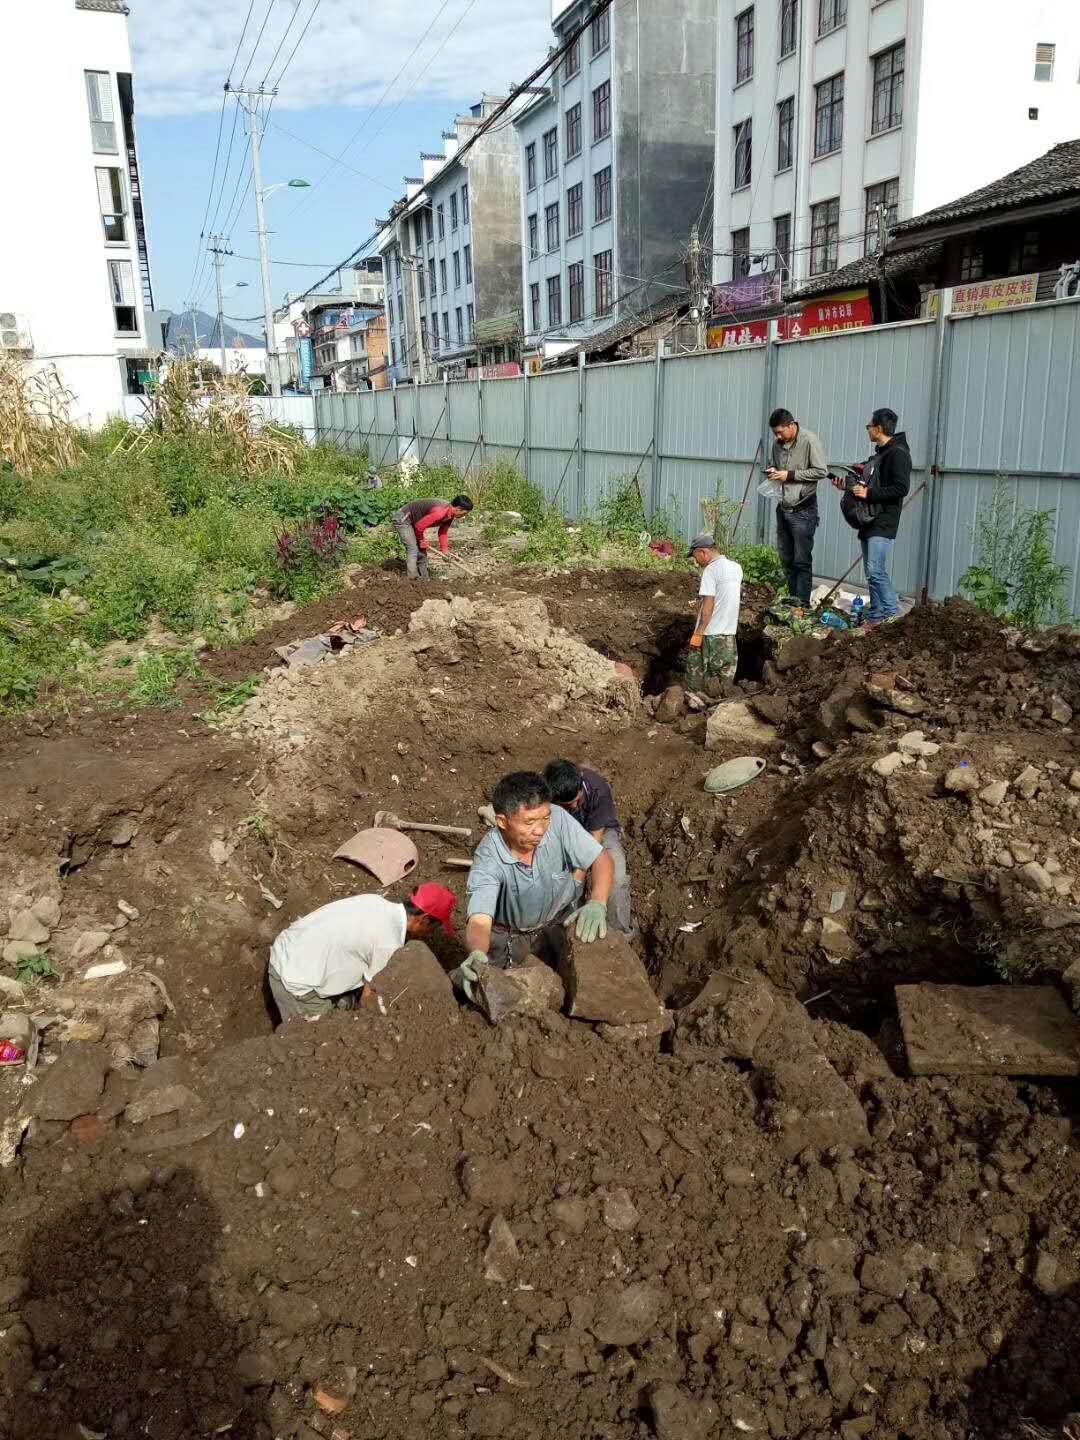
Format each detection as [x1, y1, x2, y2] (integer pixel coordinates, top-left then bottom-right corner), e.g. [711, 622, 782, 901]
[765, 408, 828, 607]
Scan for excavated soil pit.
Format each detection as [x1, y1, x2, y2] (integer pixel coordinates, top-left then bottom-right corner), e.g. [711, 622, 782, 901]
[2, 572, 1080, 1440]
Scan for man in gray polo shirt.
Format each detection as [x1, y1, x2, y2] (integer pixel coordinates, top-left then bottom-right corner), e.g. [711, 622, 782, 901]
[460, 771, 615, 985]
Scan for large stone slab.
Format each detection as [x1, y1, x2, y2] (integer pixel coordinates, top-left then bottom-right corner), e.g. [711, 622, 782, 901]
[896, 983, 1080, 1077]
[31, 1042, 108, 1122]
[706, 701, 778, 751]
[559, 932, 661, 1026]
[475, 960, 564, 1026]
[372, 941, 456, 1017]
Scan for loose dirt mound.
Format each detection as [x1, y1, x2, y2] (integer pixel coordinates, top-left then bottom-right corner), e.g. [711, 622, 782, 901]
[2, 985, 1079, 1440]
[2, 569, 1080, 1440]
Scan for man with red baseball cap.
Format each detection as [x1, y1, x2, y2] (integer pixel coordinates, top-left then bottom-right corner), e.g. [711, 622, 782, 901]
[269, 884, 457, 1023]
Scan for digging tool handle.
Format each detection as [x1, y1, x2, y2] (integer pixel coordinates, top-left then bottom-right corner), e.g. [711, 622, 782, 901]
[399, 820, 473, 839]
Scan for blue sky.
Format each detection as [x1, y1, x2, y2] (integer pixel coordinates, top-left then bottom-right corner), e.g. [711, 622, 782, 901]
[129, 0, 553, 315]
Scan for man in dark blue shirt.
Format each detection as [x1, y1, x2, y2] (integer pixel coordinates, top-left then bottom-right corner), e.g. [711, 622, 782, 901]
[543, 759, 632, 934]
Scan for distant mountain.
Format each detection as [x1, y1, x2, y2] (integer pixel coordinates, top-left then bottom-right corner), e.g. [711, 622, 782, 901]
[158, 309, 262, 353]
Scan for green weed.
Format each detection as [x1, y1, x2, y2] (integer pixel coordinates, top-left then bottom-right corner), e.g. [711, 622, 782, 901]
[959, 476, 1071, 628]
[127, 647, 202, 707]
[16, 950, 61, 985]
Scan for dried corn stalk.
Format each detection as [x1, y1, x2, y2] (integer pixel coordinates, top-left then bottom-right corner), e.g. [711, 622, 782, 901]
[143, 357, 298, 475]
[0, 355, 83, 476]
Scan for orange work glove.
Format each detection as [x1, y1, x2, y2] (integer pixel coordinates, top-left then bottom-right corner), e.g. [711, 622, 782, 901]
[689, 633, 703, 649]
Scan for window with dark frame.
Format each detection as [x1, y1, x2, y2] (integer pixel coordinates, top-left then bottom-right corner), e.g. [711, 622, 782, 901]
[567, 182, 584, 237]
[1007, 228, 1040, 274]
[568, 260, 584, 320]
[780, 0, 798, 58]
[453, 251, 461, 287]
[528, 214, 539, 259]
[817, 0, 846, 37]
[594, 249, 613, 316]
[733, 118, 752, 188]
[450, 193, 459, 230]
[464, 244, 472, 283]
[108, 258, 138, 334]
[564, 33, 581, 79]
[85, 70, 117, 153]
[777, 97, 794, 171]
[440, 258, 447, 291]
[872, 43, 904, 133]
[387, 296, 394, 328]
[814, 73, 844, 156]
[461, 185, 469, 222]
[732, 228, 751, 280]
[418, 265, 425, 299]
[592, 9, 610, 55]
[864, 178, 899, 255]
[530, 283, 541, 330]
[543, 127, 559, 179]
[810, 197, 840, 275]
[566, 102, 582, 158]
[467, 302, 474, 335]
[429, 257, 437, 293]
[96, 167, 126, 242]
[774, 214, 792, 279]
[594, 164, 612, 222]
[545, 201, 561, 251]
[437, 204, 445, 238]
[592, 80, 611, 141]
[443, 312, 450, 344]
[413, 215, 423, 249]
[736, 8, 754, 84]
[959, 242, 984, 282]
[526, 142, 537, 190]
[547, 273, 562, 325]
[456, 307, 464, 344]
[425, 209, 433, 242]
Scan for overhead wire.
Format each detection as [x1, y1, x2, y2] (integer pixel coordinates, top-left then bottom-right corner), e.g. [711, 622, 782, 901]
[269, 0, 323, 88]
[237, 0, 278, 88]
[260, 0, 305, 87]
[282, 0, 460, 222]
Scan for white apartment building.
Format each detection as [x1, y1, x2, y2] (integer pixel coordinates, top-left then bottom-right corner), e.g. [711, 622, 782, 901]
[712, 0, 1080, 291]
[2, 0, 158, 428]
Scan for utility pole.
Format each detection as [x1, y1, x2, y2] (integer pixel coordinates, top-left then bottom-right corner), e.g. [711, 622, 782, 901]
[688, 223, 708, 352]
[233, 85, 281, 396]
[187, 299, 201, 354]
[208, 234, 231, 373]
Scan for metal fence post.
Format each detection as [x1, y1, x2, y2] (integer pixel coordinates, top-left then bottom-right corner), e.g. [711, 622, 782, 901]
[756, 323, 780, 545]
[477, 367, 485, 476]
[918, 307, 954, 602]
[391, 379, 400, 463]
[444, 374, 451, 468]
[577, 350, 587, 519]
[650, 340, 665, 522]
[523, 368, 532, 484]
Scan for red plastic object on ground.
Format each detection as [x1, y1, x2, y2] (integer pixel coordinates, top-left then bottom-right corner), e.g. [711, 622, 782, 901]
[0, 1041, 26, 1065]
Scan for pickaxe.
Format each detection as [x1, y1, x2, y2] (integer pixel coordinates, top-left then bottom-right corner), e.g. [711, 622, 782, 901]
[373, 810, 472, 839]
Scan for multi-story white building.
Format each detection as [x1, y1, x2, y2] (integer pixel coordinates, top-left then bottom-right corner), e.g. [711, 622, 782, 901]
[378, 97, 523, 382]
[515, 0, 717, 356]
[2, 0, 158, 427]
[711, 0, 1080, 291]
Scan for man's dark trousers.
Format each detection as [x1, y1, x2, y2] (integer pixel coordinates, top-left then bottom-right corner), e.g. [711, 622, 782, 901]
[776, 497, 818, 606]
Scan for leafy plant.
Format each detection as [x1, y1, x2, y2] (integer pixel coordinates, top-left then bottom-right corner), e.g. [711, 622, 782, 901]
[270, 514, 347, 601]
[731, 543, 785, 588]
[959, 477, 1071, 628]
[127, 647, 202, 706]
[16, 950, 61, 984]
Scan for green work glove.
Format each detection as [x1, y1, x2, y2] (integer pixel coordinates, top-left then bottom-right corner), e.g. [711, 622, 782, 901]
[450, 950, 486, 1000]
[568, 900, 608, 943]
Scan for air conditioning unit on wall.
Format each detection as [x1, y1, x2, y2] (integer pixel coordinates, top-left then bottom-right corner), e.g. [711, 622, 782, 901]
[0, 313, 34, 354]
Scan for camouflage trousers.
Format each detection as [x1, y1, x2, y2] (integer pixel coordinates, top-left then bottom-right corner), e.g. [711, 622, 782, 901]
[684, 634, 737, 692]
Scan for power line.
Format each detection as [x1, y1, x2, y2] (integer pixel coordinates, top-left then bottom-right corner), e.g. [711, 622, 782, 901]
[227, 0, 259, 79]
[270, 0, 323, 88]
[230, 252, 343, 267]
[260, 0, 304, 86]
[270, 119, 399, 192]
[283, 0, 460, 220]
[237, 0, 278, 88]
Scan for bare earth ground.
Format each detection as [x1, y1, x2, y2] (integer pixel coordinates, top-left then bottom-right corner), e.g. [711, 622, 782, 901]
[1, 564, 1079, 1440]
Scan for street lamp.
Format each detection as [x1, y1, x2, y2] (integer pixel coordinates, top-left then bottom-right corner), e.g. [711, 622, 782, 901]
[251, 175, 310, 396]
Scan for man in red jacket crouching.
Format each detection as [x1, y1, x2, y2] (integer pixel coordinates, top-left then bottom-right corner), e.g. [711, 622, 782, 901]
[393, 494, 474, 579]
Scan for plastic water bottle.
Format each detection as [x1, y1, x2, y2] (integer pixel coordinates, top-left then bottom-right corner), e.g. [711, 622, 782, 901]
[852, 596, 865, 627]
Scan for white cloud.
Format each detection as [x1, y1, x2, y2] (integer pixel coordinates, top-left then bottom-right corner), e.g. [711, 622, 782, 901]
[128, 0, 554, 118]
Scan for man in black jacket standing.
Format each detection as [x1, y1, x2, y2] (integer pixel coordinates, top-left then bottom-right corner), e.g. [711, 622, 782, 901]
[837, 407, 911, 625]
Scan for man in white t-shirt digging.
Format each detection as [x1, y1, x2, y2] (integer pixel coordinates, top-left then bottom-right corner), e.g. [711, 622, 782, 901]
[268, 883, 458, 1023]
[685, 531, 743, 696]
